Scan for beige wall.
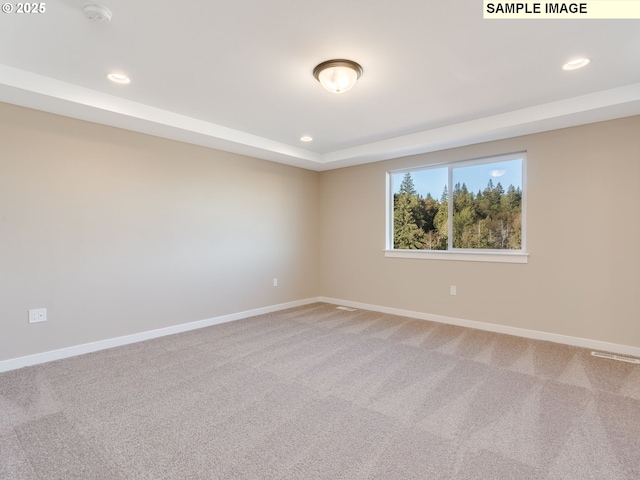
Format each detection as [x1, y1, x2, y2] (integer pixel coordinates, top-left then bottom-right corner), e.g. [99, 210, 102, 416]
[0, 103, 319, 361]
[319, 116, 640, 348]
[2, 102, 639, 363]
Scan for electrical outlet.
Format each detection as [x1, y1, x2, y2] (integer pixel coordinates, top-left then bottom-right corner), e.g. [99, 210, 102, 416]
[29, 308, 47, 324]
[273, 278, 278, 287]
[450, 285, 457, 296]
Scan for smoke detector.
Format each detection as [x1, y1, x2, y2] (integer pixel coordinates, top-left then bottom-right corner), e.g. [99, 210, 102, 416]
[83, 4, 112, 23]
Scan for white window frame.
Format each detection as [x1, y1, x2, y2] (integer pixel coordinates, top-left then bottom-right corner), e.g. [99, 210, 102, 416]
[385, 152, 528, 264]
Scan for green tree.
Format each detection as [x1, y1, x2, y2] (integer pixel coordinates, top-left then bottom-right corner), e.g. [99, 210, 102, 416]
[440, 185, 448, 203]
[423, 193, 439, 233]
[393, 173, 427, 249]
[433, 198, 448, 250]
[399, 172, 417, 195]
[394, 194, 427, 249]
[453, 205, 476, 248]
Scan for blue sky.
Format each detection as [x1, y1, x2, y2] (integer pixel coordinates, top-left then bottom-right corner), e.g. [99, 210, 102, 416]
[392, 159, 522, 198]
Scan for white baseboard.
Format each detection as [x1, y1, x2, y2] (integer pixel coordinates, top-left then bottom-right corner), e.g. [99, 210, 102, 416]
[0, 297, 321, 373]
[319, 297, 640, 358]
[3, 296, 637, 373]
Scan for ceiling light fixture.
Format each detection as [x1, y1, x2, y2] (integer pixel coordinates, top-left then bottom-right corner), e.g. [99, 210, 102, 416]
[300, 136, 313, 142]
[313, 59, 363, 94]
[562, 58, 590, 71]
[107, 73, 130, 84]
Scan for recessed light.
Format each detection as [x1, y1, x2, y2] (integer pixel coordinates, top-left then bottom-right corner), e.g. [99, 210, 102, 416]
[562, 58, 590, 71]
[107, 73, 130, 84]
[300, 136, 313, 142]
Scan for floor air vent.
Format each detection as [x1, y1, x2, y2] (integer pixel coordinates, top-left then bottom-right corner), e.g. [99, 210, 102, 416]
[336, 306, 357, 312]
[591, 351, 640, 364]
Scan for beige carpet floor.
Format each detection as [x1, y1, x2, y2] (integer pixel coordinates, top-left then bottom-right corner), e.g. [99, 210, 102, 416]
[1, 302, 639, 479]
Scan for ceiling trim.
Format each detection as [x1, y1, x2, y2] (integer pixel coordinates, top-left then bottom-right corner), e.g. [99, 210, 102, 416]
[320, 83, 640, 170]
[1, 64, 639, 172]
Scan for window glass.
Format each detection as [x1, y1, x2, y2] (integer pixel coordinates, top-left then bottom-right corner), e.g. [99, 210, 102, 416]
[390, 154, 524, 252]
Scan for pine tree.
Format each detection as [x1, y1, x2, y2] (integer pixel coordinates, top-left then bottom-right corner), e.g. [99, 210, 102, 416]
[393, 173, 426, 249]
[433, 199, 449, 250]
[394, 193, 426, 249]
[399, 172, 417, 195]
[424, 193, 439, 233]
[440, 185, 448, 203]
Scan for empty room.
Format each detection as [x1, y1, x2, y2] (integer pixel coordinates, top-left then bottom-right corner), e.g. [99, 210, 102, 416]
[1, 1, 639, 479]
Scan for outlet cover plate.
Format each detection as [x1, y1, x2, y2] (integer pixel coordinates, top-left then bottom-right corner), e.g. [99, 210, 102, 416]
[29, 308, 47, 324]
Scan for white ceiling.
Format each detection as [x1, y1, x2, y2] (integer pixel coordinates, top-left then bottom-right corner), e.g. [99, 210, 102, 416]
[1, 0, 639, 171]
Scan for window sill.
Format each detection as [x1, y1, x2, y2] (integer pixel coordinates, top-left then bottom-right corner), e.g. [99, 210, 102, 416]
[384, 249, 529, 264]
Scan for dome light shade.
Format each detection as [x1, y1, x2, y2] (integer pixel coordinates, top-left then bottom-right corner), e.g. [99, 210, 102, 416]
[313, 59, 362, 94]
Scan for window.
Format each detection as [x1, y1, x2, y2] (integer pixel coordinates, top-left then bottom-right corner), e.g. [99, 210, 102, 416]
[386, 152, 527, 263]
